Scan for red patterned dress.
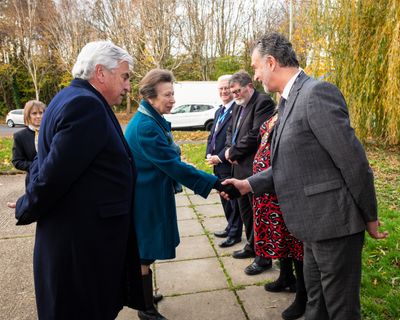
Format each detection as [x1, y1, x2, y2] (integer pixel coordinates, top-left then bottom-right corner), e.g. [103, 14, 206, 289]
[253, 114, 303, 261]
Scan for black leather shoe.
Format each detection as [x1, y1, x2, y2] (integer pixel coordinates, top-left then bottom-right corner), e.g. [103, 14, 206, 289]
[244, 260, 272, 275]
[214, 230, 228, 238]
[232, 248, 256, 259]
[218, 237, 241, 248]
[154, 293, 163, 304]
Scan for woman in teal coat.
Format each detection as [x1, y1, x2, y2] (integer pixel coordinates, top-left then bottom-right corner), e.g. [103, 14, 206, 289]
[125, 69, 227, 320]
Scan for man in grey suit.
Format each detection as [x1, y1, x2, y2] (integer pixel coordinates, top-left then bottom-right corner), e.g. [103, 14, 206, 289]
[222, 33, 388, 320]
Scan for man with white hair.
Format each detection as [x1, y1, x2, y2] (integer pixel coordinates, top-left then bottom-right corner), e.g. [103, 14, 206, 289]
[14, 41, 145, 319]
[206, 75, 243, 247]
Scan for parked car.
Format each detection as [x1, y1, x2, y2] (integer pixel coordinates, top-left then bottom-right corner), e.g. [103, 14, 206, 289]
[6, 109, 25, 127]
[164, 103, 219, 131]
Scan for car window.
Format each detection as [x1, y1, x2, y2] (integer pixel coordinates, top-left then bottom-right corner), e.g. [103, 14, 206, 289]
[13, 110, 23, 115]
[172, 104, 191, 114]
[190, 104, 213, 112]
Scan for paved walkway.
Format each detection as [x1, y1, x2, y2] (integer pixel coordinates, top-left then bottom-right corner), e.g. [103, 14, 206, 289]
[0, 174, 302, 320]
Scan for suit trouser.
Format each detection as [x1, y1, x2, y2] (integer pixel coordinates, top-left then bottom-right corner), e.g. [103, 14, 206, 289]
[237, 193, 254, 252]
[304, 231, 365, 320]
[216, 171, 243, 239]
[220, 195, 243, 239]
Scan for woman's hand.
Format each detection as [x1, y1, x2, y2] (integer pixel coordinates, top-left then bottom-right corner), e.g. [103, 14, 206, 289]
[7, 202, 16, 209]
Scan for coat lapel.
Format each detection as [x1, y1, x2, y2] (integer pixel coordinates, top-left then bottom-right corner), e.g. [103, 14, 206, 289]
[271, 72, 309, 161]
[215, 106, 233, 136]
[235, 91, 257, 134]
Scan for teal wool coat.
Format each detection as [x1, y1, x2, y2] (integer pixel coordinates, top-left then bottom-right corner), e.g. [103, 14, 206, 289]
[125, 100, 217, 260]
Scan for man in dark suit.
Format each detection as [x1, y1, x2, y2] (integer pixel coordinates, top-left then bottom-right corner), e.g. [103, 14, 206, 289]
[223, 70, 275, 275]
[223, 33, 388, 320]
[206, 74, 242, 247]
[14, 41, 145, 319]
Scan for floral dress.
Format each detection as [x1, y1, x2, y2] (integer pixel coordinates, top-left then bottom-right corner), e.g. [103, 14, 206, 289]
[252, 114, 303, 261]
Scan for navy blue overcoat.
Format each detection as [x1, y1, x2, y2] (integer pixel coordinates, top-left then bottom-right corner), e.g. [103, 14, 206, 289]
[125, 100, 217, 260]
[15, 79, 144, 319]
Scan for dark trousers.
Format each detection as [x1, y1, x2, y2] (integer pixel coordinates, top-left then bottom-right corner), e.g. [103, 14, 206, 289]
[216, 170, 242, 239]
[237, 193, 254, 252]
[304, 231, 365, 320]
[220, 195, 242, 239]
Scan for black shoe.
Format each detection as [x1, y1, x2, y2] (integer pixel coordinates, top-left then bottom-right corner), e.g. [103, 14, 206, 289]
[153, 293, 163, 304]
[244, 260, 272, 275]
[281, 295, 307, 320]
[138, 308, 167, 320]
[265, 278, 296, 292]
[214, 230, 228, 238]
[219, 237, 241, 248]
[232, 248, 256, 259]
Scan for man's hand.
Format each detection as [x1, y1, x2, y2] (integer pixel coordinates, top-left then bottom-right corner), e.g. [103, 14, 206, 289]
[366, 220, 389, 239]
[7, 202, 16, 209]
[224, 148, 238, 165]
[205, 155, 221, 166]
[220, 178, 251, 199]
[213, 179, 241, 199]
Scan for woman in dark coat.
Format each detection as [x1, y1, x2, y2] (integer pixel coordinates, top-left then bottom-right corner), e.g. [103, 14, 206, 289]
[12, 100, 46, 184]
[125, 69, 236, 320]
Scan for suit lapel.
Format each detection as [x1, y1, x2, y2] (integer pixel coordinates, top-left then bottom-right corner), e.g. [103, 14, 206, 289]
[215, 107, 233, 136]
[235, 91, 257, 134]
[271, 72, 309, 161]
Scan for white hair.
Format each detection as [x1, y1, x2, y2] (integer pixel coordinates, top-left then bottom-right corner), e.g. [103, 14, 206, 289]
[218, 74, 232, 83]
[72, 41, 133, 80]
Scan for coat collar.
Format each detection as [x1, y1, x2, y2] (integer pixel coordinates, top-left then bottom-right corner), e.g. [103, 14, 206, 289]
[70, 78, 111, 107]
[271, 71, 310, 160]
[70, 78, 134, 159]
[139, 99, 171, 132]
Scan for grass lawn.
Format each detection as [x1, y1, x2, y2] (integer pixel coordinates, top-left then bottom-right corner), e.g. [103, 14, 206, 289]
[0, 137, 17, 172]
[181, 141, 400, 320]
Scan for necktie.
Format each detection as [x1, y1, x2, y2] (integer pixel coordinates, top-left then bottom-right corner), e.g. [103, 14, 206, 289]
[210, 106, 226, 152]
[271, 97, 286, 149]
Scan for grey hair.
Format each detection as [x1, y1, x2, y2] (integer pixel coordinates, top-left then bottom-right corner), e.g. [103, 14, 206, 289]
[252, 32, 299, 68]
[217, 74, 232, 83]
[72, 41, 133, 80]
[229, 70, 252, 87]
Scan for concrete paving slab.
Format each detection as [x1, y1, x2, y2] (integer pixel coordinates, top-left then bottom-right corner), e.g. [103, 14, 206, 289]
[221, 256, 279, 287]
[116, 306, 139, 319]
[0, 237, 36, 320]
[0, 175, 36, 238]
[159, 289, 246, 320]
[176, 206, 197, 221]
[178, 219, 204, 237]
[155, 258, 228, 295]
[189, 193, 220, 205]
[175, 194, 191, 207]
[202, 216, 229, 235]
[237, 285, 304, 320]
[160, 235, 215, 263]
[195, 203, 224, 218]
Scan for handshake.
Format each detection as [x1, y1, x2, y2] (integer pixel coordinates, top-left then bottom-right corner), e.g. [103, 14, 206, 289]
[213, 179, 242, 199]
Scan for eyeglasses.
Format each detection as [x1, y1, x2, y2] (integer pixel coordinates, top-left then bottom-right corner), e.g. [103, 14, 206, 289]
[218, 86, 230, 91]
[231, 87, 244, 95]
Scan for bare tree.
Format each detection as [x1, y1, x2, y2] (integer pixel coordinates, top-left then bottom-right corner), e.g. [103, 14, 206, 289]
[11, 0, 46, 100]
[44, 0, 96, 73]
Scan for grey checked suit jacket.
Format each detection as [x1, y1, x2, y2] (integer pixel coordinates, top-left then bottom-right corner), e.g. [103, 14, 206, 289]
[248, 72, 377, 242]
